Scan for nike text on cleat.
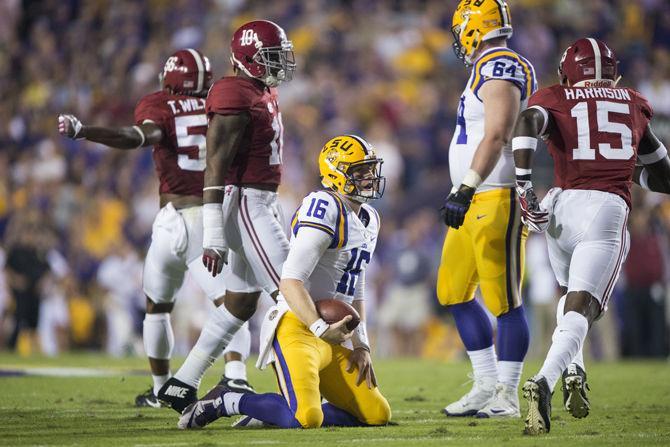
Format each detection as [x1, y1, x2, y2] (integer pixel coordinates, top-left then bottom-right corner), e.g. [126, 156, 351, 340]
[522, 376, 552, 435]
[562, 364, 590, 419]
[157, 378, 197, 413]
[135, 387, 167, 408]
[476, 383, 520, 418]
[443, 375, 496, 417]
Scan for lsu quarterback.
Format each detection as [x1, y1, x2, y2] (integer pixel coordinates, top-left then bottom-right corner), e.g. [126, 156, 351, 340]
[437, 0, 537, 418]
[178, 135, 391, 429]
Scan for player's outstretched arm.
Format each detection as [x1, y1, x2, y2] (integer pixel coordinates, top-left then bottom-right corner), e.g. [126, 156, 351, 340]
[201, 112, 250, 276]
[512, 107, 554, 232]
[57, 114, 162, 149]
[348, 298, 377, 389]
[634, 124, 670, 194]
[441, 80, 520, 229]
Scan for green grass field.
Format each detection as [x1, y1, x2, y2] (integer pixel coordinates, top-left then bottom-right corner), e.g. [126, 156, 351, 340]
[1, 354, 668, 446]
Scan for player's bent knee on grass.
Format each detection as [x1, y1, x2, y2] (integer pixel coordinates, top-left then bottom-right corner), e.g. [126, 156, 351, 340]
[296, 406, 325, 429]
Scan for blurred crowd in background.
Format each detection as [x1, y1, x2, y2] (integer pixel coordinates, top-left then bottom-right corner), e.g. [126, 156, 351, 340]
[1, 0, 669, 362]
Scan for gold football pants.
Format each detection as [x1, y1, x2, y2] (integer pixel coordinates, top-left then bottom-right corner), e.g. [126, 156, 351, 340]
[437, 188, 527, 316]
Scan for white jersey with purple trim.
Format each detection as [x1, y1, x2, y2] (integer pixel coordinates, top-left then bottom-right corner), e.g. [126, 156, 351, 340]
[449, 46, 537, 192]
[288, 190, 380, 304]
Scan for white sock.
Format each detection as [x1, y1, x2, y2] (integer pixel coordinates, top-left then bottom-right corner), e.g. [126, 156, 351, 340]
[498, 361, 523, 389]
[538, 311, 589, 391]
[143, 313, 175, 360]
[224, 321, 251, 360]
[467, 345, 498, 382]
[556, 295, 586, 371]
[224, 360, 247, 381]
[152, 373, 171, 395]
[223, 391, 243, 415]
[175, 305, 244, 388]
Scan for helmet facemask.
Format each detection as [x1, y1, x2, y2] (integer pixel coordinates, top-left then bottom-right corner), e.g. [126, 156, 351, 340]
[337, 159, 386, 204]
[255, 41, 296, 87]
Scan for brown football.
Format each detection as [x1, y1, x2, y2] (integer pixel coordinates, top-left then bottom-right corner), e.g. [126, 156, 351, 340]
[315, 299, 360, 331]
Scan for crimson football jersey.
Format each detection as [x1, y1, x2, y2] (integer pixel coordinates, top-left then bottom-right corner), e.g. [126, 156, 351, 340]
[529, 85, 653, 207]
[134, 91, 208, 196]
[206, 76, 283, 186]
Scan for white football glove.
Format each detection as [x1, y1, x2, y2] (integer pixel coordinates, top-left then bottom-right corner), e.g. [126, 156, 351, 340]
[58, 114, 84, 140]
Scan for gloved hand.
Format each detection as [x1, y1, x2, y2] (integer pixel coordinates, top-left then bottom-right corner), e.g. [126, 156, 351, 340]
[440, 185, 475, 229]
[58, 114, 84, 139]
[516, 181, 549, 232]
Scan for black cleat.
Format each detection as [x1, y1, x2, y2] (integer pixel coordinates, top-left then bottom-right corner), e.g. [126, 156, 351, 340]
[218, 376, 255, 394]
[178, 382, 255, 430]
[522, 375, 552, 435]
[135, 387, 167, 408]
[562, 364, 590, 419]
[157, 377, 197, 413]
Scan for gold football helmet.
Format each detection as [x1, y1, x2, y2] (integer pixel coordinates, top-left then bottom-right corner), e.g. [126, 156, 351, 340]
[452, 0, 513, 66]
[318, 135, 385, 204]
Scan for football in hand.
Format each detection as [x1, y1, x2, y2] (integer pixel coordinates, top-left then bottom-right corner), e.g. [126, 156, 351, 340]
[315, 299, 360, 331]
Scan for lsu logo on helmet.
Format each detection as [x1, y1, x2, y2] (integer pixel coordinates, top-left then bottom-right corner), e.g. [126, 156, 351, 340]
[318, 135, 385, 204]
[452, 0, 513, 66]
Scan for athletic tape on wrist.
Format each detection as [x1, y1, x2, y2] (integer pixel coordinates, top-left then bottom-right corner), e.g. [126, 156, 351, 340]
[203, 186, 227, 191]
[309, 318, 329, 338]
[512, 136, 538, 151]
[461, 169, 482, 189]
[352, 323, 370, 351]
[203, 203, 226, 248]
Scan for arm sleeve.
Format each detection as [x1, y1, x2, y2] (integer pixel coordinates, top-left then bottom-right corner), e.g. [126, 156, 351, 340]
[281, 226, 331, 282]
[472, 53, 537, 101]
[206, 79, 254, 116]
[353, 270, 365, 302]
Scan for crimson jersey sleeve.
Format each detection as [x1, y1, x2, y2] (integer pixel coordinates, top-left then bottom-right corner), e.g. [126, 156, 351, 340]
[631, 89, 653, 122]
[527, 86, 563, 138]
[206, 78, 256, 116]
[134, 92, 174, 144]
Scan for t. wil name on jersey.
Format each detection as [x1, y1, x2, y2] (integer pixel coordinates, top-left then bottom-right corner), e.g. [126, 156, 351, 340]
[167, 98, 206, 115]
[564, 88, 631, 101]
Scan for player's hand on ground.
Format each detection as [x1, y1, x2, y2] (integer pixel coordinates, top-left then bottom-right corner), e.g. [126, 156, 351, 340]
[440, 185, 475, 229]
[58, 114, 84, 139]
[347, 347, 377, 389]
[516, 182, 549, 232]
[321, 315, 353, 345]
[202, 246, 228, 277]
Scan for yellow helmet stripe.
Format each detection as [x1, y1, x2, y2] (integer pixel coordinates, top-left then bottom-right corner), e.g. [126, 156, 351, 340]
[471, 50, 533, 99]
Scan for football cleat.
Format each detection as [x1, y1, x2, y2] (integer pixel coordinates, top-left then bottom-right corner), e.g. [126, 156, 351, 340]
[134, 387, 167, 408]
[562, 364, 590, 419]
[442, 375, 496, 417]
[522, 375, 552, 435]
[475, 383, 520, 418]
[232, 415, 269, 428]
[157, 377, 197, 413]
[218, 376, 256, 394]
[178, 383, 253, 430]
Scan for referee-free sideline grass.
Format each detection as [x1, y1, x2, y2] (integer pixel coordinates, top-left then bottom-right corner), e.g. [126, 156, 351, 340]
[0, 353, 668, 446]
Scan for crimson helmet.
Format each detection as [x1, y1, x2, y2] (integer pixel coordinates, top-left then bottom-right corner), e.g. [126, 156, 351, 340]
[160, 49, 213, 96]
[558, 38, 618, 87]
[230, 20, 295, 87]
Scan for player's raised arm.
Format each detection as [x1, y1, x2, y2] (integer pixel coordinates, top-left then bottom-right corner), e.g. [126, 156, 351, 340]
[441, 80, 520, 229]
[201, 112, 250, 276]
[511, 106, 553, 232]
[633, 124, 670, 194]
[57, 114, 162, 149]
